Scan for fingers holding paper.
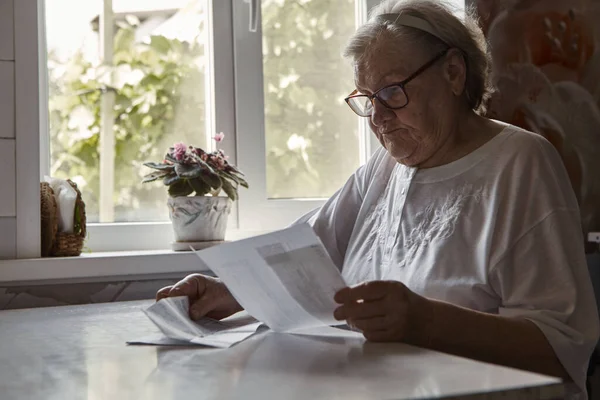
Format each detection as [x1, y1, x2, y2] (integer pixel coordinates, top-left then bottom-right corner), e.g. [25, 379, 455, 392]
[155, 273, 243, 321]
[334, 280, 422, 342]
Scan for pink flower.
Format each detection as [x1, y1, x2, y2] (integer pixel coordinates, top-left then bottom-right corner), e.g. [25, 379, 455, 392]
[172, 142, 187, 161]
[214, 156, 226, 170]
[213, 132, 225, 142]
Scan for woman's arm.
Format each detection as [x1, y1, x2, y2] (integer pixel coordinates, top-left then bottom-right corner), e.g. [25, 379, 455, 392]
[334, 281, 570, 379]
[411, 295, 570, 379]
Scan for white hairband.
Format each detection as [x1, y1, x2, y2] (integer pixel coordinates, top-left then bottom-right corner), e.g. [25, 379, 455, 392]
[375, 13, 448, 44]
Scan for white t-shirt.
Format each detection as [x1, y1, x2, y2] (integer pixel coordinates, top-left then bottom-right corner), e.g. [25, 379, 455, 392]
[295, 125, 599, 399]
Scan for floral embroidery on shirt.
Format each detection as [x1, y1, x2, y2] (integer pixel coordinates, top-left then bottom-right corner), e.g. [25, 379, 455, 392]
[404, 184, 483, 262]
[363, 168, 396, 254]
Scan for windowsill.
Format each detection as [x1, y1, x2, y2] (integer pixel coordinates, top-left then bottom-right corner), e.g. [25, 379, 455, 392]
[0, 229, 273, 286]
[0, 249, 208, 286]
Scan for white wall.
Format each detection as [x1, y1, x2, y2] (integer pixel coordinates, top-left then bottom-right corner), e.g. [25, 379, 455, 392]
[0, 0, 16, 260]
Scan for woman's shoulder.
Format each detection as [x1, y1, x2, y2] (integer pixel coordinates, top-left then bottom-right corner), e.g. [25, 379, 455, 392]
[477, 122, 566, 177]
[494, 123, 559, 158]
[490, 122, 579, 207]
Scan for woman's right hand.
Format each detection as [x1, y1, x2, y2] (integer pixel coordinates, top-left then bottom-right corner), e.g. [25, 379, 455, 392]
[156, 274, 243, 320]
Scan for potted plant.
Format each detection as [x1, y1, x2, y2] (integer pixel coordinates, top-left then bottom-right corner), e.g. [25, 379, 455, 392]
[142, 133, 248, 243]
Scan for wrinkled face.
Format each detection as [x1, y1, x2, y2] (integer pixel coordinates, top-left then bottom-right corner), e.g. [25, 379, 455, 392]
[354, 37, 464, 167]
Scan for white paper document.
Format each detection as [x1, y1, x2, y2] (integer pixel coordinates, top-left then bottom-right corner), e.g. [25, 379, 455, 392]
[194, 223, 348, 332]
[131, 224, 351, 348]
[128, 296, 262, 348]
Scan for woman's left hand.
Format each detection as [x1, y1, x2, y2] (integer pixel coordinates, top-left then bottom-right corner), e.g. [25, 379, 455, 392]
[333, 280, 429, 342]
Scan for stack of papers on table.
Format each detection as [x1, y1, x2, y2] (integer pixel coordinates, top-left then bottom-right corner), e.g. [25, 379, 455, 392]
[128, 296, 265, 348]
[129, 224, 354, 348]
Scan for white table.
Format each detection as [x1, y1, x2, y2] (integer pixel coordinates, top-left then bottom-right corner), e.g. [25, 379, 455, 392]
[0, 300, 564, 400]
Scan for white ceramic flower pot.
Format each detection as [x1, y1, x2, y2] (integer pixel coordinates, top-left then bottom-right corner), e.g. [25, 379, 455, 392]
[167, 196, 232, 242]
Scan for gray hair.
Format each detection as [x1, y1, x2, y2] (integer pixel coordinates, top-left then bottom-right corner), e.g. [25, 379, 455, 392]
[344, 0, 492, 113]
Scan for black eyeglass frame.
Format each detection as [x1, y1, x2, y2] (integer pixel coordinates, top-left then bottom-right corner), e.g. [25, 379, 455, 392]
[344, 48, 451, 117]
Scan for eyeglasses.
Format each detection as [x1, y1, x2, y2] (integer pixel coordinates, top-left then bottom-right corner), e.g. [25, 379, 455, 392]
[345, 48, 450, 117]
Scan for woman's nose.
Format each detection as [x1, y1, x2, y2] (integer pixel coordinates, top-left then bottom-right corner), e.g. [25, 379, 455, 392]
[370, 98, 394, 127]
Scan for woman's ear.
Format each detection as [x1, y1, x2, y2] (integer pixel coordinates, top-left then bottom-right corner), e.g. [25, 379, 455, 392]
[444, 48, 467, 96]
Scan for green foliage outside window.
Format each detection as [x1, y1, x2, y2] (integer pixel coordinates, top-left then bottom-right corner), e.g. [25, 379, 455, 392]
[49, 19, 206, 222]
[263, 0, 360, 199]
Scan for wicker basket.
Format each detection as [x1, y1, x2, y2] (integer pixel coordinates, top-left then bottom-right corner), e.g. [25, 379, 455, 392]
[40, 182, 58, 257]
[40, 180, 87, 257]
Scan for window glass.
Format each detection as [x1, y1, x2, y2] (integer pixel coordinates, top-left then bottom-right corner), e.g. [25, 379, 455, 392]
[262, 0, 361, 199]
[46, 0, 208, 222]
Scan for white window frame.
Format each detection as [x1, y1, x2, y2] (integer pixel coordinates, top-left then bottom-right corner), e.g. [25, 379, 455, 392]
[45, 0, 245, 252]
[8, 0, 375, 263]
[55, 0, 376, 250]
[15, 0, 43, 259]
[232, 0, 378, 232]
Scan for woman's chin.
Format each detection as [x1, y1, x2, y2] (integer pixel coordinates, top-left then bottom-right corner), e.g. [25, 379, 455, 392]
[394, 157, 419, 167]
[390, 151, 419, 166]
[385, 144, 418, 166]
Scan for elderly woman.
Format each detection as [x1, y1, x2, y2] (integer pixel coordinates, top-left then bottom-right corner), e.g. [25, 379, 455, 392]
[157, 0, 599, 397]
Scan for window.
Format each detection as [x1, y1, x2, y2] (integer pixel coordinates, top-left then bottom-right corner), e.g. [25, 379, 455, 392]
[233, 0, 371, 231]
[39, 0, 465, 252]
